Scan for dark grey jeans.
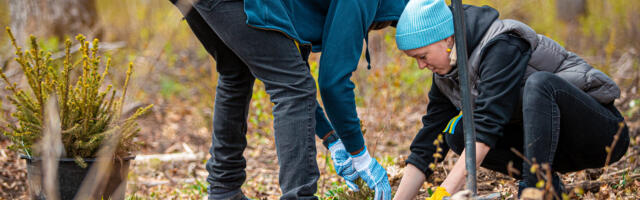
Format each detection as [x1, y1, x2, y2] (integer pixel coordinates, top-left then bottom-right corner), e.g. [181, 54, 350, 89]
[183, 0, 319, 199]
[445, 72, 629, 195]
[520, 72, 629, 193]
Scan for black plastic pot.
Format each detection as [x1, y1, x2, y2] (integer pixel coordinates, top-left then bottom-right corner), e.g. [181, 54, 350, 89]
[21, 155, 135, 200]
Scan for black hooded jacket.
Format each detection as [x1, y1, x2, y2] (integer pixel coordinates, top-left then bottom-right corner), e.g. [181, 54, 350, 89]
[406, 5, 533, 176]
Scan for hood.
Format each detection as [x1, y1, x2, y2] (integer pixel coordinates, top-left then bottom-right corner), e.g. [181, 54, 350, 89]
[454, 5, 500, 56]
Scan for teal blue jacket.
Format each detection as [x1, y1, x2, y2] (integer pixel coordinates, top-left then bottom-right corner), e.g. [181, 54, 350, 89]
[244, 0, 406, 51]
[244, 0, 407, 152]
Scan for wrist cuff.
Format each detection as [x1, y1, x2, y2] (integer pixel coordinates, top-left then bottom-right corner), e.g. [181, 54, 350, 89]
[323, 132, 340, 148]
[351, 146, 372, 170]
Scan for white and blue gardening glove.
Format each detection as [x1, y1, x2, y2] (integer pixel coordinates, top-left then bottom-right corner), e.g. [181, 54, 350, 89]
[352, 146, 392, 200]
[324, 133, 360, 191]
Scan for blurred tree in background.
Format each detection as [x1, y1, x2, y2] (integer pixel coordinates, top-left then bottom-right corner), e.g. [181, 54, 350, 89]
[556, 0, 586, 24]
[8, 0, 101, 46]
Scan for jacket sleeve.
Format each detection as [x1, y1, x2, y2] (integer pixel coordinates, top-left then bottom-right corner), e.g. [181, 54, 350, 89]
[316, 0, 378, 153]
[406, 79, 459, 177]
[473, 33, 531, 148]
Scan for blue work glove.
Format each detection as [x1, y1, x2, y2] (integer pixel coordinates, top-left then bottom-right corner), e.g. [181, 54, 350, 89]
[328, 139, 360, 191]
[352, 146, 392, 200]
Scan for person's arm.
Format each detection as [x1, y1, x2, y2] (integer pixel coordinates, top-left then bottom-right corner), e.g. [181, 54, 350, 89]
[318, 1, 402, 198]
[440, 142, 490, 193]
[438, 33, 532, 195]
[394, 81, 459, 200]
[395, 164, 427, 199]
[317, 0, 378, 154]
[471, 33, 531, 148]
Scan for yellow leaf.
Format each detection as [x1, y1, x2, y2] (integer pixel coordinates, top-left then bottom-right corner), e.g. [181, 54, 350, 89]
[429, 163, 436, 170]
[530, 164, 538, 173]
[536, 180, 545, 188]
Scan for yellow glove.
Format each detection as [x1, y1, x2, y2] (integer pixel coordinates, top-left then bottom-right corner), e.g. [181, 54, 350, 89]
[426, 187, 450, 200]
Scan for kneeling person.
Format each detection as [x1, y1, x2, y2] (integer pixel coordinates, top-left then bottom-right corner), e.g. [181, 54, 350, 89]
[392, 0, 629, 199]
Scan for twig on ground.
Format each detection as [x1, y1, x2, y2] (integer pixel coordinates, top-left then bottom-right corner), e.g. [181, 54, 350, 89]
[567, 173, 640, 192]
[510, 148, 532, 166]
[161, 170, 190, 186]
[542, 164, 560, 200]
[603, 167, 632, 178]
[136, 178, 196, 187]
[604, 123, 626, 175]
[611, 151, 639, 168]
[134, 152, 205, 162]
[507, 161, 520, 177]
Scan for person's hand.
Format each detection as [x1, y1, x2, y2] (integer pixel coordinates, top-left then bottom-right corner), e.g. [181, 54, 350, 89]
[328, 139, 360, 191]
[352, 146, 391, 200]
[426, 187, 450, 200]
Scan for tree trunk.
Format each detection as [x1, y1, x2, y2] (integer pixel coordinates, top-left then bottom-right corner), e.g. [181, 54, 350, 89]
[556, 0, 586, 24]
[9, 0, 100, 45]
[556, 0, 587, 50]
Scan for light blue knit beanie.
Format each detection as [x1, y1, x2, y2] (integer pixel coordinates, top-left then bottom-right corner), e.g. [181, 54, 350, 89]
[396, 0, 454, 51]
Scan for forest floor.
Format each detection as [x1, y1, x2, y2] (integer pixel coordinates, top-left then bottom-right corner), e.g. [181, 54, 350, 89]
[1, 98, 638, 199]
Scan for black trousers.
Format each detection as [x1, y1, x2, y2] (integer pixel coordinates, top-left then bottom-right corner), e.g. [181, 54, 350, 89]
[445, 72, 629, 194]
[182, 0, 320, 199]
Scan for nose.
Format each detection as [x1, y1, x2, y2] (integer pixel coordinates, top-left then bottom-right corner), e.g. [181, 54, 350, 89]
[417, 59, 428, 70]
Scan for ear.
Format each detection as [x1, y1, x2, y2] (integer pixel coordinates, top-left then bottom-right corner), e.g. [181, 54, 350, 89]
[445, 36, 455, 46]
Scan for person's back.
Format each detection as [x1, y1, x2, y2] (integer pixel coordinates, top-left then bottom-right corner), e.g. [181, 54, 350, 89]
[245, 1, 409, 199]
